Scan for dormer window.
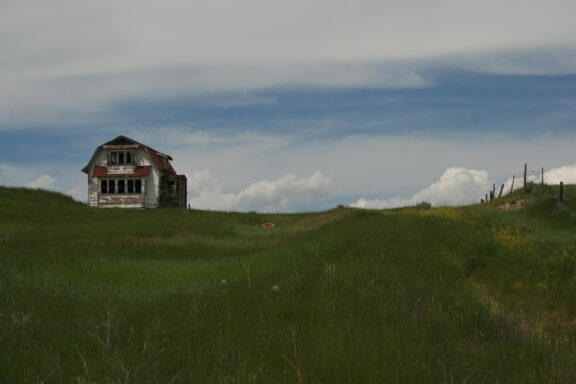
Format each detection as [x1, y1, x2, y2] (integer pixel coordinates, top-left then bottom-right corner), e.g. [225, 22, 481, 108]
[108, 150, 135, 165]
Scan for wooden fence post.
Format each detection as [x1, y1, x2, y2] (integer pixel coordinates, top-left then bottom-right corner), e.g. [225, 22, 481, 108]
[498, 184, 505, 198]
[560, 182, 564, 202]
[510, 175, 515, 194]
[523, 163, 527, 192]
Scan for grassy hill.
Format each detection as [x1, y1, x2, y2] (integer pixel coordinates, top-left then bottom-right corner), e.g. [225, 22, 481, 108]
[2, 186, 576, 383]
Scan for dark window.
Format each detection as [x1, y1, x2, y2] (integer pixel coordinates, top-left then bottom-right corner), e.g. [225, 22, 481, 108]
[101, 179, 141, 194]
[118, 152, 125, 164]
[110, 151, 117, 165]
[126, 152, 132, 164]
[108, 179, 116, 194]
[168, 181, 176, 195]
[118, 180, 125, 194]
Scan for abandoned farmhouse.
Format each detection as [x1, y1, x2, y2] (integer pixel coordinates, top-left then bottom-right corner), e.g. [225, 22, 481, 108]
[82, 136, 187, 208]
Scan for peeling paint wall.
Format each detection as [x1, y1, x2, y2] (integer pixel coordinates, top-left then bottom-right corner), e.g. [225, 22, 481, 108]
[146, 166, 161, 208]
[98, 195, 145, 208]
[86, 148, 155, 208]
[88, 176, 98, 207]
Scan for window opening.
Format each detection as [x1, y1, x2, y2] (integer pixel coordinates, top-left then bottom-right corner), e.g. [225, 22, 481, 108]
[108, 179, 116, 194]
[108, 150, 135, 165]
[118, 180, 125, 194]
[99, 178, 144, 194]
[168, 180, 176, 195]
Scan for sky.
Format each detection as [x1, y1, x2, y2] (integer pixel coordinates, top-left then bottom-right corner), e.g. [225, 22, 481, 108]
[1, 0, 576, 211]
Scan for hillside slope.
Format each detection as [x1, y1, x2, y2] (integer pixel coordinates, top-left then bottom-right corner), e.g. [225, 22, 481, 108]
[2, 187, 576, 383]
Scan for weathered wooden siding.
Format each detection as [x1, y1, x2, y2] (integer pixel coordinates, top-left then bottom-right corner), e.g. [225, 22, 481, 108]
[98, 194, 145, 208]
[88, 176, 98, 207]
[92, 150, 107, 167]
[137, 149, 151, 167]
[145, 166, 161, 208]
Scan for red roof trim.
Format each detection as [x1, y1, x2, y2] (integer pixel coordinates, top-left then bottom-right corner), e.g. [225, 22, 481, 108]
[146, 148, 178, 176]
[92, 165, 152, 178]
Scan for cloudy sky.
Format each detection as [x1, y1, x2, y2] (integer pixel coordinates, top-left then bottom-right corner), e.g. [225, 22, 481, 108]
[1, 0, 576, 211]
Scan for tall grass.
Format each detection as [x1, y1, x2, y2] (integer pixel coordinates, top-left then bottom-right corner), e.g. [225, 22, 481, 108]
[2, 186, 576, 382]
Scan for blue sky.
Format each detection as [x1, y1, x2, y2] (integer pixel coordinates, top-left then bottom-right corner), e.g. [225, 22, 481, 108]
[2, 0, 576, 211]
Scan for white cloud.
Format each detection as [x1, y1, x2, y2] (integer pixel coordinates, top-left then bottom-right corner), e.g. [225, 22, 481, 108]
[1, 0, 576, 125]
[25, 174, 56, 190]
[66, 182, 88, 203]
[352, 163, 576, 210]
[159, 130, 576, 201]
[188, 170, 333, 212]
[544, 164, 576, 184]
[351, 167, 491, 209]
[5, 129, 576, 212]
[504, 164, 576, 193]
[1, 162, 87, 201]
[187, 169, 219, 195]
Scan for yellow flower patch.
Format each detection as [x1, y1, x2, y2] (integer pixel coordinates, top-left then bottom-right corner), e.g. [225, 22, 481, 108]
[413, 207, 462, 221]
[491, 226, 534, 250]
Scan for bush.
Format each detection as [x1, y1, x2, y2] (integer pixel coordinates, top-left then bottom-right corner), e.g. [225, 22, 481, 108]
[415, 201, 432, 210]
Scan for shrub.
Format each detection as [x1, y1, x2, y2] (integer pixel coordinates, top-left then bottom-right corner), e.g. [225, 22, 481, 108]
[415, 201, 432, 210]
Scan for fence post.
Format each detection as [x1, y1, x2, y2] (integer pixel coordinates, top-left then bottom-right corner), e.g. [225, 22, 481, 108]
[560, 182, 564, 202]
[510, 175, 515, 194]
[523, 163, 527, 192]
[498, 183, 505, 198]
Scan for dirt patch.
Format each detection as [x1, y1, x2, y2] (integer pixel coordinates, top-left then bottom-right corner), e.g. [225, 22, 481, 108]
[497, 199, 531, 211]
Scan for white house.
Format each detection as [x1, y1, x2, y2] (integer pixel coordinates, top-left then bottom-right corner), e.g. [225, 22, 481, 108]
[81, 136, 187, 208]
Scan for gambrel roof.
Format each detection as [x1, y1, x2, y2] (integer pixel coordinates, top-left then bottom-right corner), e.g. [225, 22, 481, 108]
[81, 135, 178, 176]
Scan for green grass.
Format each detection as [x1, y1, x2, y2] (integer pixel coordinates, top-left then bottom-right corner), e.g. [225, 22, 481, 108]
[3, 185, 576, 383]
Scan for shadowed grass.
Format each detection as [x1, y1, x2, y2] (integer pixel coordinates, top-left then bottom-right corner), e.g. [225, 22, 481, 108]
[2, 186, 576, 382]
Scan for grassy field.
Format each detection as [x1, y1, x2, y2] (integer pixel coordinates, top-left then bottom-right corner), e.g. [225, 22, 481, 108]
[3, 185, 576, 383]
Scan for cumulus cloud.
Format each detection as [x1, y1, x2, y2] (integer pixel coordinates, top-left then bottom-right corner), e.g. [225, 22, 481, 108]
[154, 130, 576, 200]
[544, 164, 576, 184]
[25, 174, 56, 190]
[351, 167, 491, 209]
[66, 182, 88, 203]
[504, 164, 576, 193]
[188, 170, 333, 212]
